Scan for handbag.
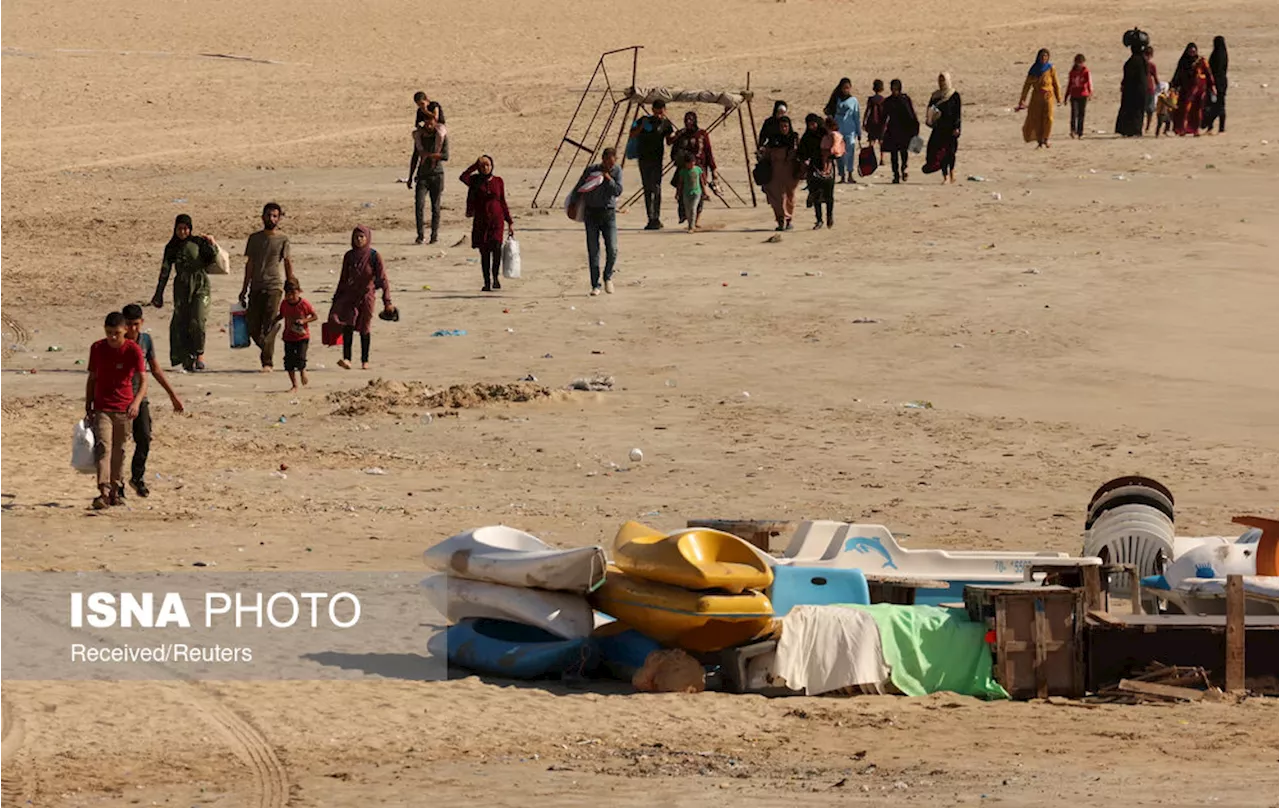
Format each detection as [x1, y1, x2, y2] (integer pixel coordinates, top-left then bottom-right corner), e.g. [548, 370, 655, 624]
[321, 320, 344, 347]
[752, 159, 772, 187]
[206, 241, 230, 275]
[857, 145, 878, 177]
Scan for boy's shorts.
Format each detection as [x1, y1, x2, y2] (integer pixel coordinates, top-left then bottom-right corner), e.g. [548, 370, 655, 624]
[283, 339, 309, 372]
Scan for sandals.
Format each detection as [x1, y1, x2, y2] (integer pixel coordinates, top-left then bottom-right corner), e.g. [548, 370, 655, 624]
[337, 359, 352, 370]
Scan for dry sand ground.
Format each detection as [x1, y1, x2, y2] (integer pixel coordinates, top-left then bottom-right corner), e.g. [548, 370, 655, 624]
[2, 0, 1279, 804]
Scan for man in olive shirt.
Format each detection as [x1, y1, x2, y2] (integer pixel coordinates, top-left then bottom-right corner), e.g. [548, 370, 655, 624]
[239, 202, 297, 371]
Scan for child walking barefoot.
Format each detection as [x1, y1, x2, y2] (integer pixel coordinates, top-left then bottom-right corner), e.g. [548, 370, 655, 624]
[276, 279, 317, 391]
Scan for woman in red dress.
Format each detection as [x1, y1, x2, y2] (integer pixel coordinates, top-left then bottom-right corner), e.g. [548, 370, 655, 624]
[1171, 42, 1216, 135]
[460, 155, 514, 292]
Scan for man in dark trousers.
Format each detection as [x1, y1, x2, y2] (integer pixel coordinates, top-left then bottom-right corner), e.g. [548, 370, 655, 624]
[408, 114, 449, 244]
[628, 99, 675, 230]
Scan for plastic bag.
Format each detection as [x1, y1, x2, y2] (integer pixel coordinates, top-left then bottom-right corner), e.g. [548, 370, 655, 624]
[207, 241, 231, 275]
[563, 191, 585, 223]
[71, 417, 96, 473]
[502, 238, 521, 279]
[908, 135, 925, 154]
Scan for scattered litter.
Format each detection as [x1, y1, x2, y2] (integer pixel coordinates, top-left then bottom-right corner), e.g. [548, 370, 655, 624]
[1089, 168, 1097, 174]
[421, 413, 434, 424]
[520, 374, 538, 382]
[270, 470, 287, 480]
[902, 400, 934, 409]
[665, 379, 677, 387]
[1113, 174, 1128, 181]
[192, 561, 207, 567]
[279, 463, 289, 471]
[277, 415, 287, 423]
[595, 320, 605, 326]
[74, 359, 84, 365]
[452, 235, 468, 247]
[569, 375, 614, 391]
[1205, 163, 1216, 169]
[966, 175, 986, 182]
[991, 192, 1002, 201]
[1023, 268, 1040, 274]
[740, 271, 749, 277]
[505, 327, 515, 333]
[542, 353, 554, 358]
[591, 350, 604, 355]
[741, 391, 751, 398]
[641, 510, 661, 517]
[361, 202, 375, 208]
[765, 234, 783, 243]
[1142, 154, 1152, 160]
[804, 270, 823, 277]
[952, 343, 965, 348]
[629, 448, 644, 462]
[46, 345, 62, 352]
[431, 329, 467, 337]
[172, 198, 188, 204]
[722, 282, 728, 287]
[364, 467, 387, 475]
[851, 318, 879, 324]
[421, 284, 432, 290]
[466, 258, 478, 264]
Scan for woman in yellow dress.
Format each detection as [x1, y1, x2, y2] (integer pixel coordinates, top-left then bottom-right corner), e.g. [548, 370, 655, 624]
[1018, 48, 1061, 148]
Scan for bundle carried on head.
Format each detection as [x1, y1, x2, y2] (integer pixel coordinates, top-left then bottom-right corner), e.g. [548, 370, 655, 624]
[1123, 27, 1150, 50]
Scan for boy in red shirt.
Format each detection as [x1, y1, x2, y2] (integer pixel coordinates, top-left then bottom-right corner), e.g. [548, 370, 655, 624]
[1065, 53, 1093, 139]
[86, 311, 148, 509]
[275, 278, 318, 392]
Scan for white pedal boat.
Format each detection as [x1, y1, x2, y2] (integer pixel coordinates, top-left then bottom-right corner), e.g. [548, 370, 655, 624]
[423, 525, 607, 594]
[420, 575, 596, 639]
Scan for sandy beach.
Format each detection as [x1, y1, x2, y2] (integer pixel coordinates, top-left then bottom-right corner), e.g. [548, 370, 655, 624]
[3, 0, 1278, 804]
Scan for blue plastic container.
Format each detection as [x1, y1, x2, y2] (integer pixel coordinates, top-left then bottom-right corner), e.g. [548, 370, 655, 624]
[229, 304, 250, 349]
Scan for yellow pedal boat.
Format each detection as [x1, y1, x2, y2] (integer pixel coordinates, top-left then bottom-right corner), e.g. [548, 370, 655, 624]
[589, 568, 775, 652]
[612, 521, 774, 593]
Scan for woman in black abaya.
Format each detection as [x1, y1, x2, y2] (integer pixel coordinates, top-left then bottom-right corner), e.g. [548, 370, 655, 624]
[1115, 28, 1149, 137]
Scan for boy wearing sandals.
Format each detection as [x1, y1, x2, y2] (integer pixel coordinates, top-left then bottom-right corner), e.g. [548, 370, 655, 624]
[86, 312, 147, 509]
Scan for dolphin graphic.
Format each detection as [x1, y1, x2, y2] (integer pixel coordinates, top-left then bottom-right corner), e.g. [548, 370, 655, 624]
[842, 536, 899, 570]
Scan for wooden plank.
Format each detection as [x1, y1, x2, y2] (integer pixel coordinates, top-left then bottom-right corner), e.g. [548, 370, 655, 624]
[1086, 609, 1124, 626]
[995, 596, 1011, 694]
[1034, 599, 1049, 699]
[1226, 574, 1246, 693]
[1118, 679, 1205, 702]
[1083, 565, 1103, 611]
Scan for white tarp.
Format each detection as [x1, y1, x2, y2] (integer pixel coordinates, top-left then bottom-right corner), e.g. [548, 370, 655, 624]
[625, 87, 746, 111]
[766, 605, 891, 695]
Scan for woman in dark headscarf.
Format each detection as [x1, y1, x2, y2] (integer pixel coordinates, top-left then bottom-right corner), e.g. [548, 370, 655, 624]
[761, 116, 800, 230]
[1201, 37, 1229, 133]
[757, 100, 789, 151]
[460, 155, 513, 292]
[925, 72, 962, 184]
[328, 225, 393, 369]
[1018, 49, 1061, 148]
[1115, 28, 1150, 137]
[880, 79, 919, 183]
[152, 213, 217, 371]
[1171, 42, 1216, 135]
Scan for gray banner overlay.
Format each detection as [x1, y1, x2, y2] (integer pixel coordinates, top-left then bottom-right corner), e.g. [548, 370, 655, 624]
[2, 572, 447, 681]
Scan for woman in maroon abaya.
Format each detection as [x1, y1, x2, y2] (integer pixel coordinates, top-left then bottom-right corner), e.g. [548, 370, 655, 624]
[328, 225, 393, 370]
[460, 155, 514, 292]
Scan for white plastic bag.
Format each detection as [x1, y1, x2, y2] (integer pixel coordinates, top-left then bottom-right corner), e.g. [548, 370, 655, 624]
[207, 241, 231, 275]
[71, 417, 96, 474]
[502, 238, 522, 279]
[909, 135, 925, 154]
[563, 191, 585, 223]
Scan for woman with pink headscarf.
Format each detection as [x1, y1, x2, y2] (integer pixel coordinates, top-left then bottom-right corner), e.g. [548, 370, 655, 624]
[327, 225, 394, 369]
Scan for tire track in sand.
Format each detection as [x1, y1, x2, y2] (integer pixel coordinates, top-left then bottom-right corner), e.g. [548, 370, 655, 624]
[0, 592, 290, 807]
[1, 696, 33, 807]
[182, 687, 289, 808]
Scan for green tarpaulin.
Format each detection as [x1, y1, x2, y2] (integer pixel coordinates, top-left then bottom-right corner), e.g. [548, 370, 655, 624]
[839, 604, 1008, 700]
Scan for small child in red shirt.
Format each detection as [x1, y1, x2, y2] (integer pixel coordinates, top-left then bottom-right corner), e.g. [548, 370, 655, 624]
[86, 311, 148, 509]
[275, 278, 318, 392]
[1065, 53, 1093, 139]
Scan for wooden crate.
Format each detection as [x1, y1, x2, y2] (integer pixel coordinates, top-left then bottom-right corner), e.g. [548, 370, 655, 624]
[965, 585, 1085, 699]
